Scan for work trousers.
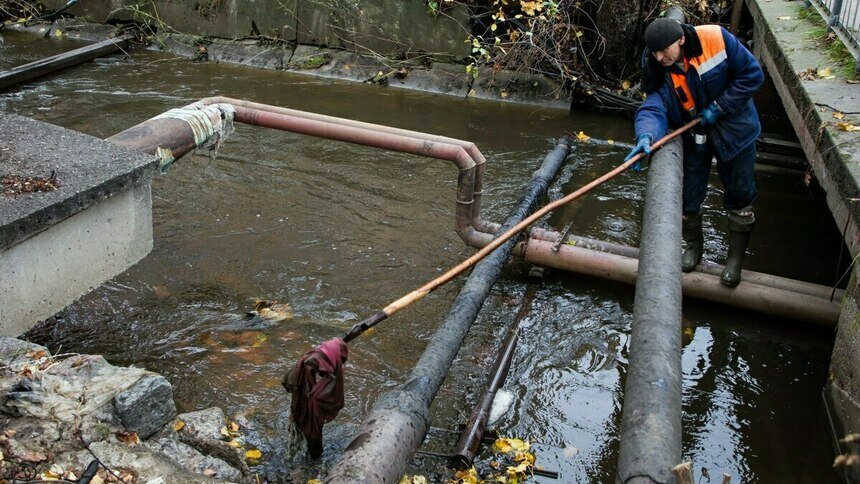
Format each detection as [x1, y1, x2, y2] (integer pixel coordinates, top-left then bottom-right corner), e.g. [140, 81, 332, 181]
[682, 140, 757, 215]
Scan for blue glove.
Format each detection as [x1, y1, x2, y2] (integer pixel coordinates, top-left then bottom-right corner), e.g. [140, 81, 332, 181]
[700, 102, 724, 127]
[625, 134, 652, 171]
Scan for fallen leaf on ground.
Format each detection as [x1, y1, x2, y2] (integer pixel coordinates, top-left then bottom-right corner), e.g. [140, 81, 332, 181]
[834, 112, 845, 120]
[400, 476, 428, 484]
[116, 431, 140, 445]
[575, 131, 590, 142]
[246, 449, 262, 460]
[837, 122, 860, 132]
[173, 420, 186, 431]
[203, 469, 217, 477]
[777, 15, 792, 20]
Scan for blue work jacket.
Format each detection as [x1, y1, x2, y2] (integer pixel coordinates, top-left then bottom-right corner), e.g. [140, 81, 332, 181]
[634, 25, 764, 161]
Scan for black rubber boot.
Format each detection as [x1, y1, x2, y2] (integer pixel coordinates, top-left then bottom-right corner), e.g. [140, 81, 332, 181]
[720, 210, 755, 288]
[681, 211, 703, 273]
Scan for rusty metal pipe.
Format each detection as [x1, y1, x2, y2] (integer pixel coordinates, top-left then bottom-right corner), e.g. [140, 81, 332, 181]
[228, 105, 487, 244]
[527, 228, 843, 301]
[198, 96, 498, 234]
[108, 100, 489, 244]
[522, 238, 839, 325]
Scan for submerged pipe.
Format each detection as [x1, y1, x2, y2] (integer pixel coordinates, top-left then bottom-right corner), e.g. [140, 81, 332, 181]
[527, 228, 844, 301]
[0, 34, 132, 91]
[327, 138, 572, 483]
[617, 137, 684, 484]
[452, 266, 543, 467]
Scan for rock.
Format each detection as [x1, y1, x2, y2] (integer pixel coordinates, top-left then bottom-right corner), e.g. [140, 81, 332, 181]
[53, 441, 228, 484]
[0, 336, 49, 369]
[176, 408, 250, 476]
[114, 374, 176, 439]
[144, 430, 242, 482]
[176, 407, 225, 442]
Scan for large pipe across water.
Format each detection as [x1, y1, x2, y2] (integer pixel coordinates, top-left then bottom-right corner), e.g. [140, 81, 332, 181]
[616, 136, 684, 484]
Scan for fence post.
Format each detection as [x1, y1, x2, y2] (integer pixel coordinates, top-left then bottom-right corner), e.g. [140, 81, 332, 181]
[828, 0, 843, 27]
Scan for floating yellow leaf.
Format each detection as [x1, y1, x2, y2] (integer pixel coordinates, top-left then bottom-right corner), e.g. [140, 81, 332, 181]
[453, 467, 480, 484]
[53, 29, 63, 38]
[173, 420, 186, 431]
[500, 90, 509, 99]
[245, 449, 262, 460]
[575, 131, 590, 143]
[492, 437, 531, 454]
[621, 80, 631, 90]
[607, 139, 615, 145]
[308, 480, 323, 484]
[513, 450, 536, 466]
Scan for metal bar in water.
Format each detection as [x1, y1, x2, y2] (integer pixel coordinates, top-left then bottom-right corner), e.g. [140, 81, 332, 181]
[452, 266, 543, 467]
[326, 138, 572, 483]
[0, 34, 132, 91]
[616, 136, 684, 484]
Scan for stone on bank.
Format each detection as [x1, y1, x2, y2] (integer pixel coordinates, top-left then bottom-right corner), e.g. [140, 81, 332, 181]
[0, 337, 248, 483]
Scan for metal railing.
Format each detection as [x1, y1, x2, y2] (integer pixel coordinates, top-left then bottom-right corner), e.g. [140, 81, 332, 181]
[806, 0, 860, 71]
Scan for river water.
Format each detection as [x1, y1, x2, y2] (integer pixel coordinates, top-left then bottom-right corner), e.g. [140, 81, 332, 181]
[1, 30, 846, 482]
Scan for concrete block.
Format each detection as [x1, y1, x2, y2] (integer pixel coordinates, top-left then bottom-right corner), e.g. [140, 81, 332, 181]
[114, 374, 176, 439]
[0, 113, 157, 336]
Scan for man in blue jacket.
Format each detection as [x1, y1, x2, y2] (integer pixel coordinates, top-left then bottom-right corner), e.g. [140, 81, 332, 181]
[626, 18, 764, 287]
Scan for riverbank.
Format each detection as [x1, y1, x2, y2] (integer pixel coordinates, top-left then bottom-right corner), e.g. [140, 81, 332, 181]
[0, 336, 253, 483]
[3, 18, 571, 110]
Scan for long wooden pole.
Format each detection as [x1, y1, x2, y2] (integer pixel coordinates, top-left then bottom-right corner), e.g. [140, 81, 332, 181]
[343, 118, 702, 342]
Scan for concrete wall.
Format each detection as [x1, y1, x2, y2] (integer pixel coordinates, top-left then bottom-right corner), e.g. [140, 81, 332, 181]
[746, 0, 860, 470]
[0, 182, 153, 337]
[44, 0, 471, 58]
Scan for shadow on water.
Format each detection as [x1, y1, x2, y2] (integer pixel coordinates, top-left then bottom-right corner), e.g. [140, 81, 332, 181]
[2, 34, 844, 481]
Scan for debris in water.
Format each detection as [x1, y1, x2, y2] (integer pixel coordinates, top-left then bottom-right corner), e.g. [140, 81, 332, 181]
[247, 299, 293, 322]
[2, 171, 59, 195]
[488, 389, 514, 425]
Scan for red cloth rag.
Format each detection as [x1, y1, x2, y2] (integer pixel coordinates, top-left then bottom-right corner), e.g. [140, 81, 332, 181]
[282, 338, 348, 458]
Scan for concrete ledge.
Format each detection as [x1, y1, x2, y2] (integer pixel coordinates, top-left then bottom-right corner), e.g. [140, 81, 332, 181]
[747, 0, 860, 462]
[0, 182, 153, 336]
[0, 113, 157, 250]
[748, 0, 860, 255]
[0, 114, 157, 336]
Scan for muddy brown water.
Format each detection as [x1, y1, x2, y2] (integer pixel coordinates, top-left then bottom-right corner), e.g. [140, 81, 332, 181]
[1, 30, 846, 482]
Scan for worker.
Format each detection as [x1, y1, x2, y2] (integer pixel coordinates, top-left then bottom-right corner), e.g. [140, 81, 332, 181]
[625, 18, 764, 287]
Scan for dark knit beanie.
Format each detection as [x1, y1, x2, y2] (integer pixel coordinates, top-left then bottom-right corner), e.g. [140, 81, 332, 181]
[644, 18, 684, 52]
